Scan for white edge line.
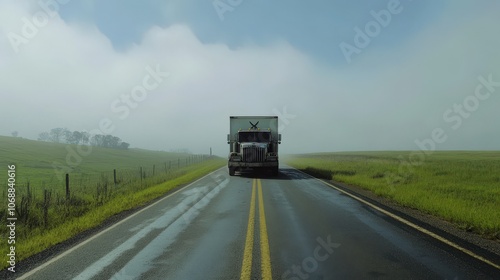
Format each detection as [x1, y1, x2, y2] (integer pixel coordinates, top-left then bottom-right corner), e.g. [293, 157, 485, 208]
[18, 167, 225, 279]
[291, 167, 500, 270]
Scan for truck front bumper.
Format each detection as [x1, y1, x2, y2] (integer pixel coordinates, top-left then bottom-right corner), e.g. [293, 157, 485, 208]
[228, 161, 278, 168]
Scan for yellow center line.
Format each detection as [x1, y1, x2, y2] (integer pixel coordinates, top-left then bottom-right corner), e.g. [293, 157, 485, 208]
[258, 179, 273, 280]
[240, 179, 273, 280]
[240, 179, 256, 280]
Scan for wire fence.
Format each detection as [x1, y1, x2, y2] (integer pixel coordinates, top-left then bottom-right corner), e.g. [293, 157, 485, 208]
[0, 154, 214, 239]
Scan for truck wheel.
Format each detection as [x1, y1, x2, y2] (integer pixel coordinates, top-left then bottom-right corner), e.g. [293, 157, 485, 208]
[229, 168, 236, 176]
[272, 167, 279, 176]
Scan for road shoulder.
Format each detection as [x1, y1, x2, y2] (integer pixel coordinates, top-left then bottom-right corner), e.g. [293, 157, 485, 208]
[321, 177, 500, 263]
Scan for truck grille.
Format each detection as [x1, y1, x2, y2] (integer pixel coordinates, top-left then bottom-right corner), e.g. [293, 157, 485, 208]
[242, 146, 266, 162]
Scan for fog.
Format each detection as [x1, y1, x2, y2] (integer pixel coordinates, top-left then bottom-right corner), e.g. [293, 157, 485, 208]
[1, 0, 499, 156]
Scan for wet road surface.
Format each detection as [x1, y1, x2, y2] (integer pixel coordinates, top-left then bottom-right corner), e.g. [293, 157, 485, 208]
[18, 166, 499, 279]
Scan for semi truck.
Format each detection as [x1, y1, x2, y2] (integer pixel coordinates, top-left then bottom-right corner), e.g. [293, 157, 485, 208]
[227, 116, 281, 176]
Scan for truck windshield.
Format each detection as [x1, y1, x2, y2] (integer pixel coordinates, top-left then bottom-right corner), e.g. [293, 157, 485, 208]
[239, 131, 271, 143]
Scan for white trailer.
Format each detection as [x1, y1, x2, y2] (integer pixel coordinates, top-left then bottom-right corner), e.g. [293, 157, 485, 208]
[227, 116, 281, 176]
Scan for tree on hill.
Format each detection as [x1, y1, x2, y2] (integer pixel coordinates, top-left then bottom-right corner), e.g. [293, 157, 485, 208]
[38, 132, 50, 141]
[66, 131, 84, 145]
[11, 131, 18, 137]
[91, 134, 129, 149]
[119, 142, 130, 149]
[90, 134, 104, 146]
[38, 128, 130, 150]
[49, 128, 69, 143]
[81, 131, 90, 145]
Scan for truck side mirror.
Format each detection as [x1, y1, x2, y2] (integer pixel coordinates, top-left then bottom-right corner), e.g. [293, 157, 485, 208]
[278, 134, 282, 144]
[227, 134, 230, 144]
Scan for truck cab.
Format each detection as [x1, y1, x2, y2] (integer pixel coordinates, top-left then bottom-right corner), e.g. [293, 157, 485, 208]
[227, 116, 281, 176]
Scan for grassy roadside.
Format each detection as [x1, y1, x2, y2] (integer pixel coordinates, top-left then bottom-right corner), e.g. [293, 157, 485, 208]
[284, 151, 500, 240]
[0, 135, 201, 194]
[1, 135, 226, 269]
[1, 158, 225, 269]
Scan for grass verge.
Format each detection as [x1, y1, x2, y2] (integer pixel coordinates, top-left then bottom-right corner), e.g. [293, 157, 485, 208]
[284, 151, 500, 240]
[1, 158, 225, 269]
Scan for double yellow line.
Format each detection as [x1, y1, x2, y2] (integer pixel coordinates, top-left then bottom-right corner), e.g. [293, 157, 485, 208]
[240, 179, 272, 280]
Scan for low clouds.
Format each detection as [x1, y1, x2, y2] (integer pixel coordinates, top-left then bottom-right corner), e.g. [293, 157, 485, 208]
[1, 1, 499, 155]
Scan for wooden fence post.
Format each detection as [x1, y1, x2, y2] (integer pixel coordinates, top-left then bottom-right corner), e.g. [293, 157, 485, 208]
[140, 167, 143, 186]
[44, 189, 51, 228]
[113, 169, 117, 185]
[65, 174, 70, 201]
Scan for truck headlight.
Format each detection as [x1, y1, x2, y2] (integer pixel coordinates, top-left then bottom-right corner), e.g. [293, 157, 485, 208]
[266, 153, 278, 161]
[230, 153, 242, 161]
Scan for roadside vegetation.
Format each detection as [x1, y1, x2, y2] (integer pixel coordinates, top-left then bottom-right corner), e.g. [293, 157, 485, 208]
[0, 136, 225, 268]
[284, 151, 500, 240]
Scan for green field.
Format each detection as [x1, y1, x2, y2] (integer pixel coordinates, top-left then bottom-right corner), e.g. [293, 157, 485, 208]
[284, 151, 500, 239]
[0, 135, 206, 190]
[0, 136, 225, 266]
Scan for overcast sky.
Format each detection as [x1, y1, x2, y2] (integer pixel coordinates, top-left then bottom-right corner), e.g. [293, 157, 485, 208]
[1, 0, 499, 155]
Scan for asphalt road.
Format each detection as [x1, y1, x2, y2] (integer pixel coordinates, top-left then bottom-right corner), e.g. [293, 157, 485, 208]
[17, 166, 499, 279]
